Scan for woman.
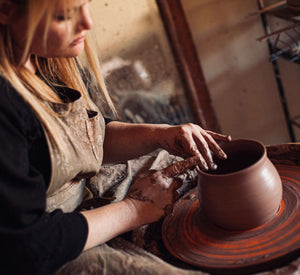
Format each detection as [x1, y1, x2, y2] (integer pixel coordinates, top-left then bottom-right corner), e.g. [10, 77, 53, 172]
[0, 0, 230, 274]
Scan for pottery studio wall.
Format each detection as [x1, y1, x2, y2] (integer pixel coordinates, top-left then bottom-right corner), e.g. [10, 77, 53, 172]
[182, 0, 300, 145]
[90, 0, 196, 126]
[90, 0, 300, 145]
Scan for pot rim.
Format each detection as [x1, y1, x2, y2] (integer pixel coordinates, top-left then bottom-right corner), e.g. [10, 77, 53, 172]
[199, 138, 267, 177]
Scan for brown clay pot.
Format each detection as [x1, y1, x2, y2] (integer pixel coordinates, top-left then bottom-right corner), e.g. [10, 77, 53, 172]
[197, 139, 283, 231]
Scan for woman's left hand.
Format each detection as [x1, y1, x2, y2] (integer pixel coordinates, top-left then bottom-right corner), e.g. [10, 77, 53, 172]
[156, 123, 231, 171]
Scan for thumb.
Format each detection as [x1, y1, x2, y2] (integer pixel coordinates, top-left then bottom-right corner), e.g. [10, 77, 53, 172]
[161, 156, 202, 178]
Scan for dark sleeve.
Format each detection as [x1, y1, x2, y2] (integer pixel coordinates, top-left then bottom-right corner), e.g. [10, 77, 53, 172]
[0, 79, 88, 275]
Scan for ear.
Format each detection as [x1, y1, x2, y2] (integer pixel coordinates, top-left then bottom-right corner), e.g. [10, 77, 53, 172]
[0, 2, 17, 25]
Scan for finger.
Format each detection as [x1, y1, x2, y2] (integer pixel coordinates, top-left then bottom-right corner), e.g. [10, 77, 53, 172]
[191, 132, 217, 170]
[176, 124, 217, 170]
[203, 132, 230, 160]
[161, 156, 203, 177]
[171, 131, 200, 159]
[206, 130, 231, 142]
[171, 132, 210, 169]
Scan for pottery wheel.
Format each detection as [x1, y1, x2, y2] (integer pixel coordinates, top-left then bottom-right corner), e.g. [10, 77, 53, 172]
[162, 164, 300, 274]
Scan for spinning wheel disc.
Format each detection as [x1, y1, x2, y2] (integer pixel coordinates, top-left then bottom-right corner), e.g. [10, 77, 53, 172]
[162, 165, 300, 274]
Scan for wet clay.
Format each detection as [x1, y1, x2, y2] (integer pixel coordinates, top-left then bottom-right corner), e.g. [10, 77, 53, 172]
[128, 188, 154, 203]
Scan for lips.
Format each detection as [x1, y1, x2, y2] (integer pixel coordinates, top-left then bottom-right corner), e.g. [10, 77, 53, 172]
[71, 35, 86, 46]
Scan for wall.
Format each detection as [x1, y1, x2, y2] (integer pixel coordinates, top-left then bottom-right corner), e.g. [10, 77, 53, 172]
[91, 0, 299, 145]
[90, 0, 163, 59]
[90, 0, 195, 125]
[181, 0, 299, 144]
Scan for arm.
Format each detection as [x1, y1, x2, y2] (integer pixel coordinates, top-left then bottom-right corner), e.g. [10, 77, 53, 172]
[103, 121, 231, 170]
[81, 199, 140, 250]
[102, 121, 164, 164]
[0, 83, 87, 275]
[81, 156, 201, 250]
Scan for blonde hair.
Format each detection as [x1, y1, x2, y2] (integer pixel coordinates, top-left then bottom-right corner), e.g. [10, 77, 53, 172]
[0, 0, 116, 150]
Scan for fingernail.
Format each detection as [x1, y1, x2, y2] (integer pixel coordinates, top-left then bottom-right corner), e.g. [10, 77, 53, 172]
[211, 163, 218, 170]
[220, 150, 227, 159]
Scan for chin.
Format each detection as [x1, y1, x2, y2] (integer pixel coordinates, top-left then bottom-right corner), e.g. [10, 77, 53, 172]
[70, 43, 85, 56]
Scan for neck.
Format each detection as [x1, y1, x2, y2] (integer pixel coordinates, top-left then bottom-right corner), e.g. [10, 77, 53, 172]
[12, 43, 36, 73]
[23, 56, 36, 74]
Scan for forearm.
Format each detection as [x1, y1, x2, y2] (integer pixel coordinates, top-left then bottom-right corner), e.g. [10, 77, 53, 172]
[103, 121, 167, 164]
[81, 199, 146, 250]
[102, 121, 231, 169]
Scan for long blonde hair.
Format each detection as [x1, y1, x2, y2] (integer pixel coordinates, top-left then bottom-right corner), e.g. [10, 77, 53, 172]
[0, 0, 116, 150]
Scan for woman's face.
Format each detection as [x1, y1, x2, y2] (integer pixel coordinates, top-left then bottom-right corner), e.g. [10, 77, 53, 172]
[10, 0, 93, 61]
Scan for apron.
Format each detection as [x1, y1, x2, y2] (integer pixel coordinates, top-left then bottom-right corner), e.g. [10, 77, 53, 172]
[44, 88, 205, 275]
[41, 87, 105, 213]
[41, 86, 206, 275]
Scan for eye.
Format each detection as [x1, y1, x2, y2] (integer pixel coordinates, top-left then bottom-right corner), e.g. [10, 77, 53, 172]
[54, 13, 73, 22]
[55, 16, 67, 22]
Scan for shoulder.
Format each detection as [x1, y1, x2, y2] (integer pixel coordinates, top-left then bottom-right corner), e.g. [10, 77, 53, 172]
[0, 74, 41, 140]
[0, 74, 30, 113]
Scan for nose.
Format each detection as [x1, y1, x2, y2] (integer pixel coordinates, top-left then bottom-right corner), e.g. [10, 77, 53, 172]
[77, 3, 93, 31]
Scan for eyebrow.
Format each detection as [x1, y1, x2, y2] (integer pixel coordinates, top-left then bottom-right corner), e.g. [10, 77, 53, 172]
[56, 0, 91, 15]
[71, 0, 92, 11]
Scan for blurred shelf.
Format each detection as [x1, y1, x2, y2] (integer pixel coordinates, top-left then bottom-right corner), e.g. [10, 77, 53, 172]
[258, 0, 300, 142]
[268, 4, 300, 22]
[264, 4, 300, 63]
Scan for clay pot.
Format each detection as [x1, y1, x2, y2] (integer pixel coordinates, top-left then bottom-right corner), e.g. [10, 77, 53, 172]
[197, 139, 282, 231]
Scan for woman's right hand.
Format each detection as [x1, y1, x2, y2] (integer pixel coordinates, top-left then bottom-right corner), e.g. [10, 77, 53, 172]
[82, 156, 203, 251]
[124, 156, 202, 225]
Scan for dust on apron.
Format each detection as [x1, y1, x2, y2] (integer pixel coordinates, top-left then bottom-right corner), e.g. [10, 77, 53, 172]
[41, 87, 105, 213]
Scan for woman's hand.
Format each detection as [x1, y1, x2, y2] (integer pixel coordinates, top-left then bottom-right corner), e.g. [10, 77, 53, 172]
[156, 123, 231, 170]
[82, 156, 203, 250]
[124, 156, 202, 225]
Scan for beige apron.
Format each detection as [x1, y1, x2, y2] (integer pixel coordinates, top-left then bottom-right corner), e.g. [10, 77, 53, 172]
[45, 88, 208, 275]
[41, 88, 105, 213]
